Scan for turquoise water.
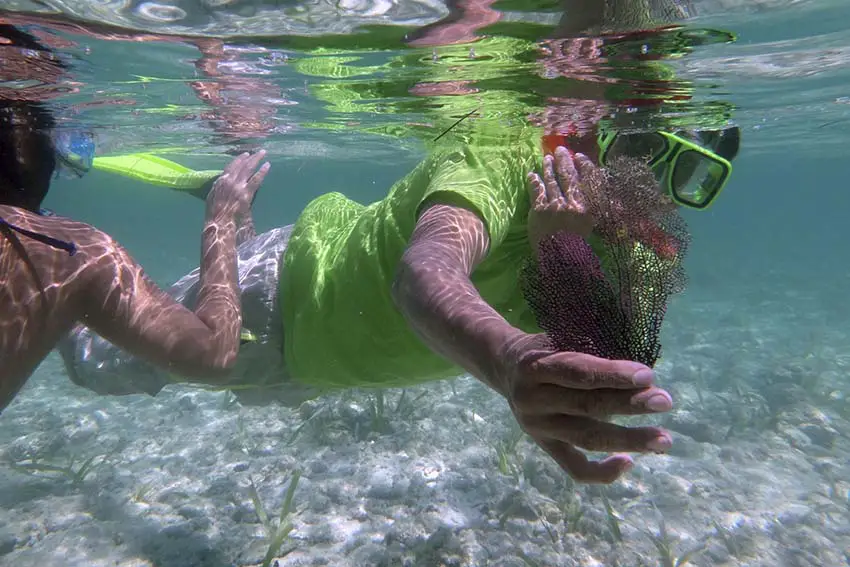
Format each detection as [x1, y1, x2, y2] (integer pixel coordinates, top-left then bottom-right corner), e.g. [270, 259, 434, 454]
[2, 1, 850, 566]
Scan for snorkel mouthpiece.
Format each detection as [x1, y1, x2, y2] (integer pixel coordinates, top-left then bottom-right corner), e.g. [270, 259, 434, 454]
[53, 129, 95, 179]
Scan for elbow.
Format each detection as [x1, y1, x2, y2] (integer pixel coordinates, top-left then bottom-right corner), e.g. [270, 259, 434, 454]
[392, 250, 445, 321]
[198, 349, 239, 382]
[391, 253, 417, 315]
[204, 353, 238, 381]
[392, 243, 473, 314]
[169, 342, 239, 384]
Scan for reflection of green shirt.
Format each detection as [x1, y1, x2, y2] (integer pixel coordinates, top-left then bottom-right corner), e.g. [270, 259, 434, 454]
[281, 135, 543, 389]
[291, 35, 545, 150]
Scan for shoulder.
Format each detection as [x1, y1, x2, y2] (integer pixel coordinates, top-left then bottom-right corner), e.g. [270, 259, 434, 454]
[0, 208, 141, 313]
[431, 136, 540, 173]
[33, 213, 123, 259]
[0, 207, 110, 251]
[1, 207, 135, 280]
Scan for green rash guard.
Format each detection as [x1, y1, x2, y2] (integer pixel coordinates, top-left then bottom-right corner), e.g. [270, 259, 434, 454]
[280, 134, 544, 390]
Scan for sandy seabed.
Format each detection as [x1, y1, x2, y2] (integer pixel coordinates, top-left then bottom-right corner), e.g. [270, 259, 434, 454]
[0, 283, 848, 567]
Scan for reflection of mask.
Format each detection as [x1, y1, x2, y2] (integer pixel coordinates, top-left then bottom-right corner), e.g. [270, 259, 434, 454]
[53, 129, 96, 179]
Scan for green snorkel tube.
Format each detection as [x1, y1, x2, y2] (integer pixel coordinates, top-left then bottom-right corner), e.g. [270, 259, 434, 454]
[91, 153, 223, 196]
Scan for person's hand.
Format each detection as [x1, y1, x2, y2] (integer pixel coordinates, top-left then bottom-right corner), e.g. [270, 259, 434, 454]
[498, 332, 674, 484]
[526, 146, 596, 248]
[206, 150, 270, 219]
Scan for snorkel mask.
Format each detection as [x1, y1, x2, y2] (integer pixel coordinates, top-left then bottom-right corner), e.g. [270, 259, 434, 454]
[52, 129, 96, 179]
[597, 127, 738, 210]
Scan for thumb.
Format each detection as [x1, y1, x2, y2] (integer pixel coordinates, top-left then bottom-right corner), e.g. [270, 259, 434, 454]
[245, 161, 271, 202]
[537, 351, 655, 390]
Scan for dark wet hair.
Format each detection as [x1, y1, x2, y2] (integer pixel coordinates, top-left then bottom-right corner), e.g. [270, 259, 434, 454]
[0, 101, 57, 211]
[0, 24, 61, 211]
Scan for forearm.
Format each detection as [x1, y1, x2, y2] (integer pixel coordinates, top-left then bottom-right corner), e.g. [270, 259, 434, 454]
[393, 260, 521, 396]
[193, 208, 242, 372]
[392, 205, 523, 396]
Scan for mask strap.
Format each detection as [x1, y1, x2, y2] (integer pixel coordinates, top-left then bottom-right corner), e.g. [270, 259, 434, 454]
[0, 216, 76, 256]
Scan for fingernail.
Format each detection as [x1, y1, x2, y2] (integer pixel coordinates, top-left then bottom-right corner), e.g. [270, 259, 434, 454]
[645, 393, 672, 412]
[632, 369, 654, 387]
[647, 436, 671, 453]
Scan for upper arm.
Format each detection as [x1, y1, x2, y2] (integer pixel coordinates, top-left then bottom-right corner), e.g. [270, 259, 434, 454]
[405, 145, 529, 272]
[417, 147, 518, 252]
[398, 141, 537, 287]
[78, 236, 237, 379]
[405, 202, 490, 277]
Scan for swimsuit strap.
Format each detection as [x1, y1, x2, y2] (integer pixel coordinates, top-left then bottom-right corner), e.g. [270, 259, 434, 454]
[0, 215, 76, 256]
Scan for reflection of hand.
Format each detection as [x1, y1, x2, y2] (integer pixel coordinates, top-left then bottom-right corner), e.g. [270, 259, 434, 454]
[526, 146, 596, 248]
[404, 0, 501, 47]
[205, 150, 270, 219]
[531, 37, 613, 141]
[497, 332, 673, 484]
[540, 37, 606, 81]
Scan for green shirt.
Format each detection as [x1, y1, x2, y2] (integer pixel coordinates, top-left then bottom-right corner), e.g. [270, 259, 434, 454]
[277, 9, 715, 389]
[280, 135, 543, 389]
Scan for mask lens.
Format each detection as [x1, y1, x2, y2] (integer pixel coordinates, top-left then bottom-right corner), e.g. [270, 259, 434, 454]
[671, 150, 726, 207]
[608, 132, 667, 163]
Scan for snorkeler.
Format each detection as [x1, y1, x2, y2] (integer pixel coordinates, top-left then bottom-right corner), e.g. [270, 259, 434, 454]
[0, 25, 272, 414]
[59, 0, 739, 484]
[60, 124, 738, 482]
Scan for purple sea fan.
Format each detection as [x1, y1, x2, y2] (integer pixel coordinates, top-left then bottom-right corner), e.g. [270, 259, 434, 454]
[521, 156, 691, 367]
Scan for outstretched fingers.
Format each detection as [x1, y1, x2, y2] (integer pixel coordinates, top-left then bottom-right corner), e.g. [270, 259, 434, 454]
[540, 154, 563, 203]
[235, 150, 267, 184]
[515, 383, 672, 417]
[553, 146, 579, 189]
[526, 414, 672, 455]
[222, 151, 250, 178]
[572, 152, 595, 177]
[537, 438, 634, 484]
[220, 149, 267, 184]
[246, 161, 271, 191]
[244, 161, 271, 205]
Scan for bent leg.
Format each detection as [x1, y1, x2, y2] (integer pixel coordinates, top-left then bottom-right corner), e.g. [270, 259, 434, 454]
[57, 225, 316, 406]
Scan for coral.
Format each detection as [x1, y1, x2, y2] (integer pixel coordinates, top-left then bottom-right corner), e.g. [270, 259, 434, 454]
[522, 156, 690, 367]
